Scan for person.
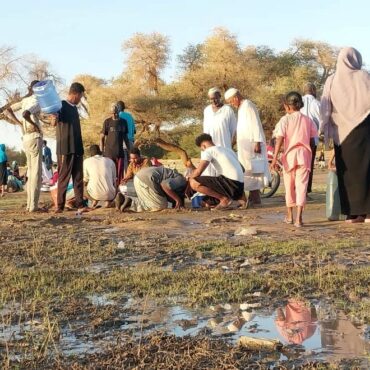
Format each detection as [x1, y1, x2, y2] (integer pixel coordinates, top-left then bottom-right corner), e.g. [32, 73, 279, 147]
[42, 140, 53, 171]
[120, 147, 151, 184]
[271, 92, 317, 227]
[50, 82, 86, 213]
[117, 166, 188, 212]
[0, 144, 7, 197]
[300, 82, 321, 194]
[189, 133, 246, 210]
[320, 47, 370, 223]
[11, 161, 21, 180]
[117, 101, 135, 149]
[83, 145, 117, 208]
[203, 87, 237, 176]
[225, 88, 270, 207]
[7, 80, 44, 212]
[100, 103, 129, 184]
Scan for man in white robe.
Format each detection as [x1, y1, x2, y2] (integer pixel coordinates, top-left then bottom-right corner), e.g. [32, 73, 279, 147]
[225, 88, 270, 206]
[300, 82, 321, 194]
[203, 87, 237, 176]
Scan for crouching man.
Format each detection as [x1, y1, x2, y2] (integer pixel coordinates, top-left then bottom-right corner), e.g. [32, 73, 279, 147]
[83, 145, 117, 208]
[189, 133, 246, 210]
[116, 166, 187, 212]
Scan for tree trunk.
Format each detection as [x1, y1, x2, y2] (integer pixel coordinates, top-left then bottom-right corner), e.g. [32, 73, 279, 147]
[136, 137, 195, 169]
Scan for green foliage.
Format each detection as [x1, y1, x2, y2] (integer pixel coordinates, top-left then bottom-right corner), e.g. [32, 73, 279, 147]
[78, 29, 339, 149]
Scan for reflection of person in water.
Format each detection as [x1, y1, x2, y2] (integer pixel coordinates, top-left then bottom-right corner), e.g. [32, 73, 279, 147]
[275, 299, 317, 345]
[320, 312, 370, 359]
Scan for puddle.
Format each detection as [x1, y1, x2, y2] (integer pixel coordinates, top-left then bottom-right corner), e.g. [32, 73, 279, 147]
[120, 298, 370, 363]
[0, 297, 368, 365]
[87, 294, 115, 306]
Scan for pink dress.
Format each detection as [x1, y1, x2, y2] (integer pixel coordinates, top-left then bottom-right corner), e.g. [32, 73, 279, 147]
[276, 112, 318, 172]
[275, 112, 318, 207]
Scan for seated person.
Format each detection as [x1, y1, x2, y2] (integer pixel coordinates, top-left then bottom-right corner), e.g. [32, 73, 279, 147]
[189, 133, 246, 210]
[120, 147, 151, 184]
[83, 145, 117, 208]
[116, 166, 187, 212]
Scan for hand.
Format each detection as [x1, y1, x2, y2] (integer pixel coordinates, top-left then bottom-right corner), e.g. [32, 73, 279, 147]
[174, 201, 183, 210]
[49, 113, 59, 126]
[270, 160, 276, 172]
[254, 142, 261, 154]
[328, 162, 336, 171]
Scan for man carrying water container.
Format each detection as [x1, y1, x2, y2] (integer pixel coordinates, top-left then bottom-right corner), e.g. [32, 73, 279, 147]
[50, 82, 87, 213]
[6, 80, 45, 212]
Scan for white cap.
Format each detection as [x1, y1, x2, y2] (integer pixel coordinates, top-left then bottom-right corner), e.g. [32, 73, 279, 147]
[207, 87, 221, 97]
[224, 88, 239, 100]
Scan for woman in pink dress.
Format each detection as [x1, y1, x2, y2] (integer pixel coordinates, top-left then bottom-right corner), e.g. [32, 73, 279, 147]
[271, 92, 317, 227]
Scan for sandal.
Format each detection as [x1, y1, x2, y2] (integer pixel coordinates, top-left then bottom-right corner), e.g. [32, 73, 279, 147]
[283, 217, 293, 225]
[294, 222, 304, 228]
[345, 216, 365, 224]
[212, 199, 233, 211]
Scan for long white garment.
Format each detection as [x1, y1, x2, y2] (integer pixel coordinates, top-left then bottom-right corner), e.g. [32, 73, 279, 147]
[301, 94, 321, 145]
[237, 100, 270, 191]
[203, 104, 237, 176]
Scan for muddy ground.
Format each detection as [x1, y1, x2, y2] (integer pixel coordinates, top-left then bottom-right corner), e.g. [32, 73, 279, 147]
[0, 170, 369, 369]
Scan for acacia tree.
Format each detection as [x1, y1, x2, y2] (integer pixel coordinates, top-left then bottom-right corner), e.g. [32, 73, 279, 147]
[81, 31, 342, 162]
[291, 39, 339, 84]
[122, 32, 170, 95]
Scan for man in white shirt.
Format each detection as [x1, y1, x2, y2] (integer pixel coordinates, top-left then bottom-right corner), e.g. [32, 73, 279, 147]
[83, 145, 117, 208]
[189, 133, 246, 210]
[300, 82, 321, 194]
[6, 80, 44, 212]
[225, 88, 270, 207]
[203, 87, 237, 176]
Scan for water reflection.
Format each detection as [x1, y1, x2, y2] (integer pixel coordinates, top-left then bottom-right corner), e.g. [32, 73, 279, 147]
[321, 312, 369, 359]
[275, 299, 317, 345]
[120, 297, 369, 363]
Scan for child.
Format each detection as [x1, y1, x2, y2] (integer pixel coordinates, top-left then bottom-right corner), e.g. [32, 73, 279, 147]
[271, 92, 317, 227]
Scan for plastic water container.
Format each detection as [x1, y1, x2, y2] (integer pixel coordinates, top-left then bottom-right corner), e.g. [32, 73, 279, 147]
[326, 170, 345, 221]
[191, 194, 205, 208]
[33, 80, 62, 114]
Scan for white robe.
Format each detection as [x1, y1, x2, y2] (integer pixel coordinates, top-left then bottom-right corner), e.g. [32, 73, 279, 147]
[237, 100, 270, 191]
[203, 104, 237, 176]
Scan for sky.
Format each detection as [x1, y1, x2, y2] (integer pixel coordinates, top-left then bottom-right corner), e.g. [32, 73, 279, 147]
[2, 0, 370, 150]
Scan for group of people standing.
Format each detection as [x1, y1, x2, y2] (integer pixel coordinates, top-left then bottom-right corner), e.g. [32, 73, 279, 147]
[1, 47, 369, 226]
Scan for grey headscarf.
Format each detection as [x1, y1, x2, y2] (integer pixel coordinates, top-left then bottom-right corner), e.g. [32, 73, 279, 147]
[320, 47, 370, 145]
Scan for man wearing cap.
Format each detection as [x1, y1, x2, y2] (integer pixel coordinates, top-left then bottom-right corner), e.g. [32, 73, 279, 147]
[6, 80, 44, 212]
[225, 88, 270, 206]
[203, 87, 237, 176]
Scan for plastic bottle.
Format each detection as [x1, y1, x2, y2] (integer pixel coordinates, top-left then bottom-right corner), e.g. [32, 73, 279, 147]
[33, 80, 62, 114]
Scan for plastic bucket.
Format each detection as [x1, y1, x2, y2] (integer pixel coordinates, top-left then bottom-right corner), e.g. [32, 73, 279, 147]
[33, 80, 62, 114]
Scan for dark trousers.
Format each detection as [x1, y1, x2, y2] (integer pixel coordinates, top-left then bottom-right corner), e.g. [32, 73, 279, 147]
[57, 154, 84, 210]
[307, 145, 317, 193]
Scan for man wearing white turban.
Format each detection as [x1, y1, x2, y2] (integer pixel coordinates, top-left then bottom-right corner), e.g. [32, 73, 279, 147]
[202, 87, 237, 176]
[225, 88, 270, 206]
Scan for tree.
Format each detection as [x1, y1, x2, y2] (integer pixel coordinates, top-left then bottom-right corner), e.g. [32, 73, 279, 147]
[291, 39, 339, 84]
[122, 32, 170, 95]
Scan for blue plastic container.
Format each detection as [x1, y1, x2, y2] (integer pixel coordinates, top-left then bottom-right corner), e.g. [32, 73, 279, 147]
[191, 195, 205, 208]
[33, 80, 62, 114]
